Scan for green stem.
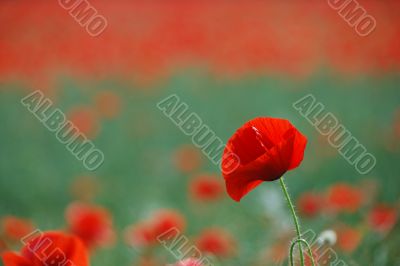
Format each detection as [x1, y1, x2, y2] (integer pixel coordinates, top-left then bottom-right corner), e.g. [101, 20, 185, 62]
[290, 239, 316, 266]
[279, 177, 304, 266]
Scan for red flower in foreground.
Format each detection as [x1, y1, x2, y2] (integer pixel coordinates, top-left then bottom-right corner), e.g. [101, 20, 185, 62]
[1, 231, 89, 266]
[124, 209, 186, 248]
[65, 202, 115, 249]
[368, 204, 397, 234]
[195, 228, 236, 258]
[1, 216, 34, 242]
[326, 183, 363, 213]
[222, 117, 307, 201]
[189, 174, 225, 202]
[173, 258, 203, 266]
[297, 192, 322, 218]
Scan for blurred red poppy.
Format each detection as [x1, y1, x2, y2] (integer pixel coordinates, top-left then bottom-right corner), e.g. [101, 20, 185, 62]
[221, 117, 307, 201]
[189, 174, 224, 202]
[65, 202, 115, 249]
[124, 209, 186, 248]
[1, 231, 89, 266]
[95, 91, 121, 119]
[152, 210, 186, 238]
[368, 204, 397, 234]
[297, 192, 322, 218]
[1, 216, 34, 242]
[68, 106, 99, 138]
[195, 228, 236, 257]
[124, 222, 156, 248]
[336, 226, 362, 253]
[173, 258, 204, 266]
[174, 144, 203, 174]
[326, 183, 363, 213]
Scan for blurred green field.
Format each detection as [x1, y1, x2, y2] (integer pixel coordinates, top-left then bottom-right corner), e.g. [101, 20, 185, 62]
[1, 71, 399, 265]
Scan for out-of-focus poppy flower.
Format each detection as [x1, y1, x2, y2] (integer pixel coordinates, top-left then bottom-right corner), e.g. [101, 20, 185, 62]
[65, 202, 115, 249]
[297, 192, 322, 218]
[152, 210, 186, 241]
[189, 174, 224, 202]
[124, 209, 186, 249]
[174, 144, 203, 174]
[70, 175, 101, 202]
[221, 117, 307, 201]
[195, 228, 236, 258]
[173, 258, 203, 266]
[1, 216, 34, 242]
[124, 222, 156, 248]
[368, 204, 397, 234]
[68, 106, 99, 138]
[326, 183, 363, 213]
[336, 226, 362, 253]
[94, 91, 121, 119]
[1, 231, 89, 266]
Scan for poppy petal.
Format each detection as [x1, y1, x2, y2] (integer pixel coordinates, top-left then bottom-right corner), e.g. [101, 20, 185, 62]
[1, 252, 31, 266]
[222, 117, 307, 201]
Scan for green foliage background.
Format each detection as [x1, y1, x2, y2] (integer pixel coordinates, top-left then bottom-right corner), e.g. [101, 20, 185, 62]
[0, 71, 399, 265]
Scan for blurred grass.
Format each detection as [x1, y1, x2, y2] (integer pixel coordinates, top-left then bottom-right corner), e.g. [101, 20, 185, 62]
[0, 71, 399, 265]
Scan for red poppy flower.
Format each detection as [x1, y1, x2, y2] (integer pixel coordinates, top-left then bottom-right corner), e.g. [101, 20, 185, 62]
[68, 106, 99, 138]
[336, 226, 362, 253]
[221, 117, 307, 201]
[1, 216, 34, 242]
[195, 228, 236, 257]
[124, 209, 186, 248]
[65, 202, 115, 249]
[124, 222, 156, 248]
[297, 192, 322, 218]
[189, 174, 224, 202]
[326, 183, 363, 213]
[368, 204, 397, 234]
[151, 209, 186, 241]
[1, 231, 89, 266]
[173, 258, 204, 266]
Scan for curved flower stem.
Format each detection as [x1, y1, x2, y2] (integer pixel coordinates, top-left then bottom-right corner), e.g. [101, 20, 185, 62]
[290, 239, 316, 266]
[279, 177, 304, 266]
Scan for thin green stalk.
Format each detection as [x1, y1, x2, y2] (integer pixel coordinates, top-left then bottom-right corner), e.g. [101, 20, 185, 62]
[290, 239, 315, 266]
[279, 177, 304, 266]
